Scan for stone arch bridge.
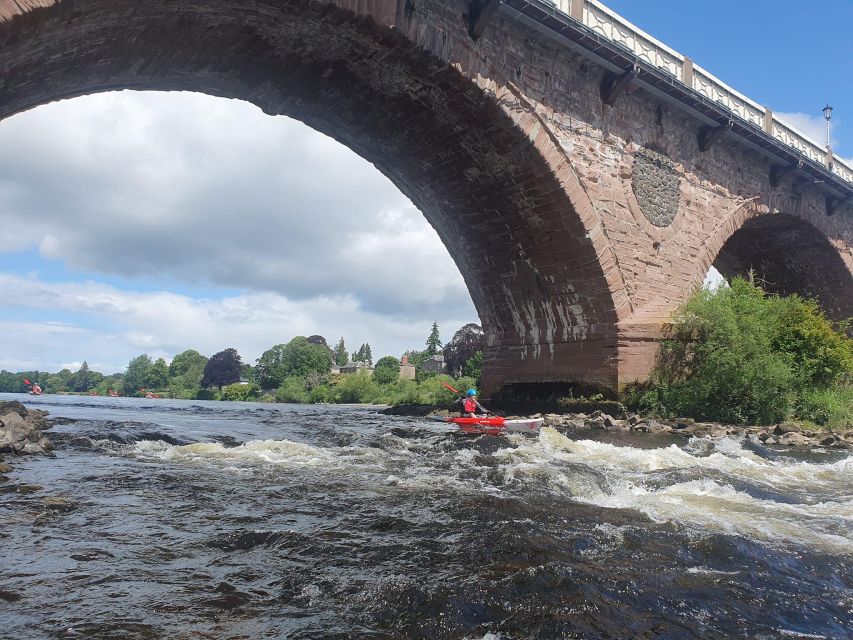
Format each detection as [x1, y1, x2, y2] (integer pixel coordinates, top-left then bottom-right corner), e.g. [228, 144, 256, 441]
[1, 0, 851, 395]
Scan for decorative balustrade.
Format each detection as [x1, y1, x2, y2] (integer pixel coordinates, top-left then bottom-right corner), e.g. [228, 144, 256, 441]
[539, 0, 850, 185]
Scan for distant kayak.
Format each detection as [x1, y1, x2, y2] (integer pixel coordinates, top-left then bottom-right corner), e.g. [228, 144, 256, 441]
[432, 416, 543, 435]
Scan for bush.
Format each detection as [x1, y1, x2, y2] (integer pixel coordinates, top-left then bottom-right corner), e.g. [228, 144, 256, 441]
[373, 356, 400, 385]
[333, 373, 380, 404]
[631, 277, 853, 425]
[275, 377, 309, 404]
[794, 386, 853, 428]
[220, 382, 261, 402]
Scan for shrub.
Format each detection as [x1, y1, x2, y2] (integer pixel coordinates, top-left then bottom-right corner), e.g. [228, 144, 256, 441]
[633, 277, 853, 426]
[220, 382, 261, 402]
[275, 377, 309, 404]
[794, 386, 853, 429]
[332, 372, 380, 404]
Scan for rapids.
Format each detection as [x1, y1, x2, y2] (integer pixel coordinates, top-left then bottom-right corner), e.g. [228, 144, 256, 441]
[1, 394, 850, 639]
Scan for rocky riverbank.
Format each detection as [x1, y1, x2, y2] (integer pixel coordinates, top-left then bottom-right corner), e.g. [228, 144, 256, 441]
[383, 404, 852, 449]
[541, 411, 853, 449]
[0, 400, 55, 481]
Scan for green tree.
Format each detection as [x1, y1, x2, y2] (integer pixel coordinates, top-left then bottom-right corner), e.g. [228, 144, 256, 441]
[425, 322, 441, 356]
[443, 323, 484, 376]
[125, 354, 154, 397]
[352, 343, 373, 365]
[146, 357, 170, 390]
[69, 361, 94, 392]
[256, 337, 332, 389]
[169, 350, 208, 378]
[202, 348, 243, 389]
[462, 351, 483, 384]
[374, 356, 400, 385]
[333, 337, 349, 366]
[168, 350, 207, 397]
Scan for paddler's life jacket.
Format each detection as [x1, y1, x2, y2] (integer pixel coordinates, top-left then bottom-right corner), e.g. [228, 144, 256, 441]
[463, 397, 478, 413]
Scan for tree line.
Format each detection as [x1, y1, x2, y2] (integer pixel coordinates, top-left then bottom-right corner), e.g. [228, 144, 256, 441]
[0, 322, 485, 405]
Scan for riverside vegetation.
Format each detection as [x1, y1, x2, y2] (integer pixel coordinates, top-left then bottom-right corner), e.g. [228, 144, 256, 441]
[0, 324, 485, 407]
[2, 279, 850, 430]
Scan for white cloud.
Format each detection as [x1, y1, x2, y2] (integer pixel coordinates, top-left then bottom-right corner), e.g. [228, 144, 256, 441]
[0, 91, 473, 317]
[0, 273, 475, 373]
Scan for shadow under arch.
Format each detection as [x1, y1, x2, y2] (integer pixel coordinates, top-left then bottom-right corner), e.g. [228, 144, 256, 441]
[713, 212, 853, 322]
[0, 0, 624, 393]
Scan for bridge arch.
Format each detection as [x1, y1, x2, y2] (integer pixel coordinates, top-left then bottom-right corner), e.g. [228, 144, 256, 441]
[712, 210, 853, 322]
[0, 0, 623, 393]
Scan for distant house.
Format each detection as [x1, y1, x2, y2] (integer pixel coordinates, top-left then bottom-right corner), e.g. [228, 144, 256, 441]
[420, 354, 446, 374]
[399, 355, 416, 380]
[339, 360, 374, 376]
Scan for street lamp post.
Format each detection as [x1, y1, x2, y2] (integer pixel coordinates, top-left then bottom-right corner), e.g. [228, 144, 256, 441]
[823, 103, 833, 150]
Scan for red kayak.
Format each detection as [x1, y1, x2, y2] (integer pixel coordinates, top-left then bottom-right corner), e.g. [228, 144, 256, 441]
[432, 416, 543, 435]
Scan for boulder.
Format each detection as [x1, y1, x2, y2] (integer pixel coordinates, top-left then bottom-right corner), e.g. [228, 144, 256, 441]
[778, 431, 808, 447]
[819, 435, 837, 447]
[0, 402, 53, 457]
[773, 422, 801, 436]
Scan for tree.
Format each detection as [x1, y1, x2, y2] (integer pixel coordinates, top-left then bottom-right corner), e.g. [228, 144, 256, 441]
[125, 354, 154, 396]
[425, 322, 442, 357]
[333, 337, 348, 366]
[353, 343, 373, 365]
[147, 358, 170, 390]
[374, 356, 400, 385]
[69, 361, 93, 392]
[307, 335, 329, 348]
[443, 323, 484, 377]
[202, 348, 243, 389]
[169, 350, 208, 396]
[169, 350, 208, 378]
[255, 338, 333, 389]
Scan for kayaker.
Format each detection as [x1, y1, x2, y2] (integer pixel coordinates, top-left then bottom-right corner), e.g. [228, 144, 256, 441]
[456, 388, 489, 417]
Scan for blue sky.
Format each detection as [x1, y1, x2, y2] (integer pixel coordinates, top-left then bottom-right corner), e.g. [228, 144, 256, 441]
[605, 0, 853, 157]
[0, 1, 849, 374]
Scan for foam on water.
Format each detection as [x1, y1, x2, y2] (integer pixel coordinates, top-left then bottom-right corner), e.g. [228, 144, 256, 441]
[494, 428, 853, 554]
[128, 426, 852, 554]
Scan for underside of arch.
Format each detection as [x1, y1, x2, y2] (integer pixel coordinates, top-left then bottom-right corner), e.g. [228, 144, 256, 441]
[714, 213, 853, 322]
[0, 0, 622, 393]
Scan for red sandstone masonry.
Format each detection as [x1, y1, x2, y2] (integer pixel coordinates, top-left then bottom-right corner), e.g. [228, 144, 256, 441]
[0, 0, 850, 393]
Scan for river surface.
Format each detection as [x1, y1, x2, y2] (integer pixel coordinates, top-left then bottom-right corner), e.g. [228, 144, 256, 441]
[0, 394, 851, 639]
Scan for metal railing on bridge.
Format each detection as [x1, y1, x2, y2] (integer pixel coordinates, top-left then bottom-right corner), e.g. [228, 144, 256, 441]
[496, 0, 853, 197]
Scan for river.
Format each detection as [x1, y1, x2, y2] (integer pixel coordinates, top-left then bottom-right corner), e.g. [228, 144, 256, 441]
[1, 394, 850, 639]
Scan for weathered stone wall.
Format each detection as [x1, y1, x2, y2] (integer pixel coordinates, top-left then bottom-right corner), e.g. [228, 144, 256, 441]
[1, 0, 851, 394]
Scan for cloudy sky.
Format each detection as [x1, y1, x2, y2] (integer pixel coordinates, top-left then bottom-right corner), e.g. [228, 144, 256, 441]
[1, 0, 850, 375]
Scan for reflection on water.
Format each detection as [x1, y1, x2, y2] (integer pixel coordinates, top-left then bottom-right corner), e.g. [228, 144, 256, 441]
[1, 394, 851, 639]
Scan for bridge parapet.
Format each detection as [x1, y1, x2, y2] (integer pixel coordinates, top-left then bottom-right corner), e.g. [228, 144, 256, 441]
[514, 0, 850, 192]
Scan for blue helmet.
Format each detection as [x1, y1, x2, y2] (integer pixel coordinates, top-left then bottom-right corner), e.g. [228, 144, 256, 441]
[466, 389, 477, 396]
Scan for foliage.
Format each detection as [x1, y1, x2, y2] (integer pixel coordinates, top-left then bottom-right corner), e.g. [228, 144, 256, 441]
[220, 382, 261, 402]
[628, 277, 853, 426]
[333, 372, 380, 404]
[373, 356, 400, 385]
[425, 322, 442, 357]
[443, 323, 484, 377]
[794, 385, 853, 429]
[462, 351, 483, 385]
[69, 362, 94, 392]
[352, 343, 373, 366]
[275, 376, 310, 404]
[202, 348, 243, 389]
[124, 354, 154, 397]
[333, 337, 349, 367]
[307, 335, 329, 348]
[256, 337, 332, 389]
[167, 350, 207, 397]
[147, 358, 170, 390]
[169, 350, 208, 378]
